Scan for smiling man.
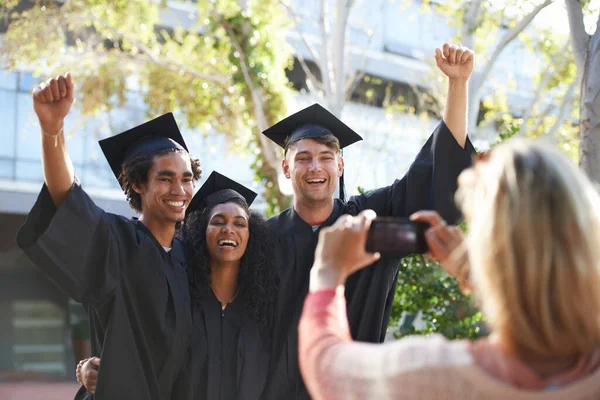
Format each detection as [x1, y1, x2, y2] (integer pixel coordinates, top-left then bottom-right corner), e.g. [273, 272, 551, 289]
[260, 43, 477, 400]
[16, 74, 201, 400]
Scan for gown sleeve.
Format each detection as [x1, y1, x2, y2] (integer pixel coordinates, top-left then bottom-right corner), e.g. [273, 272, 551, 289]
[16, 180, 126, 305]
[348, 121, 475, 224]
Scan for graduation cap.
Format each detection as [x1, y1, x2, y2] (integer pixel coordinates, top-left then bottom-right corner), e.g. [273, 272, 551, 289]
[99, 113, 188, 181]
[262, 103, 363, 201]
[186, 171, 258, 216]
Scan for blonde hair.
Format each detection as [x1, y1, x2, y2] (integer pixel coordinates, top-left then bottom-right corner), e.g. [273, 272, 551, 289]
[456, 139, 600, 358]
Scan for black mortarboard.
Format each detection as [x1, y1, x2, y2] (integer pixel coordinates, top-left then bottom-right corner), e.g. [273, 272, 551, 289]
[262, 103, 363, 150]
[186, 171, 258, 216]
[99, 113, 188, 180]
[262, 103, 363, 201]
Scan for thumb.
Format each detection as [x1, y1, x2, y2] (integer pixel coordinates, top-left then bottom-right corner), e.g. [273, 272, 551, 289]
[359, 251, 381, 269]
[89, 357, 100, 367]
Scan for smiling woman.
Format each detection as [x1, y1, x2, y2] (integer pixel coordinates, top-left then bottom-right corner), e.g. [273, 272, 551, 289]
[182, 171, 278, 400]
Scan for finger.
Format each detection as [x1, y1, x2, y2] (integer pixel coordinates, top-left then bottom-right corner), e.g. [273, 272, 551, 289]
[334, 214, 352, 229]
[425, 229, 448, 261]
[448, 45, 457, 65]
[361, 252, 381, 264]
[442, 43, 450, 59]
[32, 86, 47, 104]
[57, 75, 67, 97]
[429, 224, 455, 244]
[461, 48, 473, 64]
[44, 78, 56, 102]
[410, 210, 445, 226]
[434, 48, 445, 67]
[65, 72, 75, 101]
[48, 78, 60, 101]
[39, 82, 52, 103]
[454, 48, 464, 64]
[89, 357, 101, 367]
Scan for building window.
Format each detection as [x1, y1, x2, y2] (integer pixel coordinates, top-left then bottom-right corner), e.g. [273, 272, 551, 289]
[12, 300, 67, 377]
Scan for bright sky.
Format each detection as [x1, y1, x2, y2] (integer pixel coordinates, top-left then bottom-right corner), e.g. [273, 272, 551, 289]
[532, 0, 599, 36]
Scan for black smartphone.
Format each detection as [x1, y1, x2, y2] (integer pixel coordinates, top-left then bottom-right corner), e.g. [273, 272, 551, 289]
[366, 217, 429, 257]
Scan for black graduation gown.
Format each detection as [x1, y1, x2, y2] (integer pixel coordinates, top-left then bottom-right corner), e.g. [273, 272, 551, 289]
[15, 181, 192, 400]
[261, 122, 475, 399]
[184, 289, 271, 400]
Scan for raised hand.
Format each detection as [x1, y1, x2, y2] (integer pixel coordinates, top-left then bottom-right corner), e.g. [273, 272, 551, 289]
[435, 44, 474, 81]
[32, 73, 75, 134]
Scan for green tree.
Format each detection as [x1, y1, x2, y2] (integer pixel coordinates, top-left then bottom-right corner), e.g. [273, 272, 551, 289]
[390, 254, 484, 340]
[0, 0, 294, 215]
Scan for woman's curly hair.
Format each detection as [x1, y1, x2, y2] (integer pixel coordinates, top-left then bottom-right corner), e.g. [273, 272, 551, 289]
[185, 197, 278, 331]
[118, 148, 202, 213]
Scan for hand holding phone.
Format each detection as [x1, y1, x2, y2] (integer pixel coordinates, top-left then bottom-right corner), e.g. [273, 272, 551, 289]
[366, 217, 429, 257]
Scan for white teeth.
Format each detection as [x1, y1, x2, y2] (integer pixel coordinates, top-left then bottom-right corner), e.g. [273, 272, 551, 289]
[218, 239, 238, 247]
[166, 201, 184, 207]
[307, 179, 326, 183]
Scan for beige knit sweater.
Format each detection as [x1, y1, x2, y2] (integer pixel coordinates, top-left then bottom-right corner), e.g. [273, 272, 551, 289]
[298, 289, 600, 400]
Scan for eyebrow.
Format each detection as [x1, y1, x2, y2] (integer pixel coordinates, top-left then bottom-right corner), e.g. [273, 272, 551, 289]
[156, 170, 193, 177]
[211, 214, 248, 220]
[295, 150, 336, 157]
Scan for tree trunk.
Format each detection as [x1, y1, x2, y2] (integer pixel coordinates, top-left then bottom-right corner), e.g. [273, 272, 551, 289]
[566, 0, 600, 181]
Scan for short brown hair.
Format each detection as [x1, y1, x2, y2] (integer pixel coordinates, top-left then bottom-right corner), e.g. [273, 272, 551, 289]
[284, 133, 340, 156]
[118, 149, 202, 213]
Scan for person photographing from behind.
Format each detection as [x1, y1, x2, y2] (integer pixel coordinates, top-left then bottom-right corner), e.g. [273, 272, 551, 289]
[299, 139, 600, 399]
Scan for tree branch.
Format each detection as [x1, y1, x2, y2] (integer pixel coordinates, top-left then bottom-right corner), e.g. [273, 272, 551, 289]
[479, 0, 554, 86]
[330, 0, 351, 116]
[547, 79, 577, 138]
[212, 7, 282, 174]
[297, 53, 322, 93]
[517, 39, 572, 136]
[344, 71, 365, 101]
[565, 0, 590, 72]
[279, 0, 322, 63]
[461, 0, 484, 49]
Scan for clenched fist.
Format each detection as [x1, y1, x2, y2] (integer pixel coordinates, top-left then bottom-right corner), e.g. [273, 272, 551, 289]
[32, 73, 75, 135]
[434, 44, 474, 81]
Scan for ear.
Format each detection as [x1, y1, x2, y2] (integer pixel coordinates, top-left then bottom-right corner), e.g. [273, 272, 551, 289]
[132, 182, 146, 196]
[338, 156, 345, 177]
[282, 158, 291, 179]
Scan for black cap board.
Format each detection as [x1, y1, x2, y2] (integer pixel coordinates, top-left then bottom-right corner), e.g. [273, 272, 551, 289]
[98, 112, 188, 180]
[186, 171, 258, 216]
[261, 103, 363, 150]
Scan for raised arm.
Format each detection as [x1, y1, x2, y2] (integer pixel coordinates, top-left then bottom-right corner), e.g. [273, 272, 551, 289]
[33, 73, 76, 206]
[435, 43, 474, 149]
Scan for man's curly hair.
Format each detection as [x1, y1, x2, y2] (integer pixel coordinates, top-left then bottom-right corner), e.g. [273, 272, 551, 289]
[118, 148, 202, 213]
[184, 197, 278, 331]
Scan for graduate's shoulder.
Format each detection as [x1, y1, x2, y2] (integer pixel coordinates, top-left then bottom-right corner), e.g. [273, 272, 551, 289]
[266, 208, 293, 231]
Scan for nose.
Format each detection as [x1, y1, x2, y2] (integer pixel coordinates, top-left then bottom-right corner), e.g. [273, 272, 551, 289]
[170, 181, 186, 195]
[308, 159, 322, 172]
[221, 223, 234, 234]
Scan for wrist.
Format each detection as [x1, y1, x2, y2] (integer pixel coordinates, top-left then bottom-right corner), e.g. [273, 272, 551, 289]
[309, 264, 347, 292]
[39, 119, 64, 135]
[448, 77, 469, 86]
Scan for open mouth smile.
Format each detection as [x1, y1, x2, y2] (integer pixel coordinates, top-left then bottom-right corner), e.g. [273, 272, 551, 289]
[218, 239, 239, 248]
